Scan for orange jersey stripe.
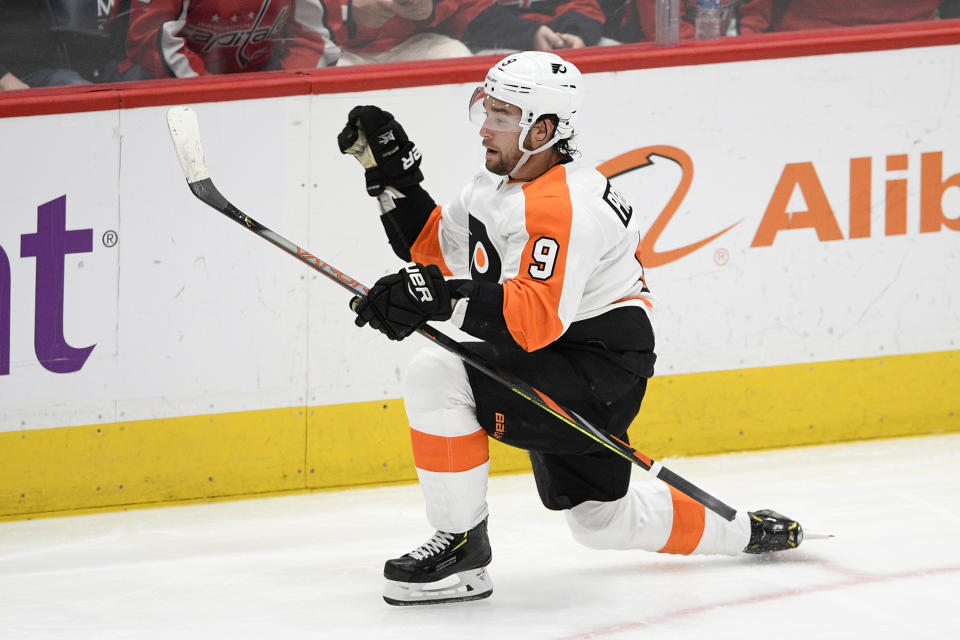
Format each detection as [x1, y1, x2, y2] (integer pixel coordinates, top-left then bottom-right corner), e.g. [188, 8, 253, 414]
[410, 205, 454, 277]
[409, 428, 489, 473]
[614, 295, 654, 309]
[502, 165, 573, 352]
[658, 486, 706, 555]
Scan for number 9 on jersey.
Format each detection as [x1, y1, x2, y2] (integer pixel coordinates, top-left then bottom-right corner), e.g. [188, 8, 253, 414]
[529, 237, 559, 280]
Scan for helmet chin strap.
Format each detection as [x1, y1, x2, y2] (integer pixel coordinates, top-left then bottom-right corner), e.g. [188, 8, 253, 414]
[508, 150, 533, 176]
[507, 133, 560, 177]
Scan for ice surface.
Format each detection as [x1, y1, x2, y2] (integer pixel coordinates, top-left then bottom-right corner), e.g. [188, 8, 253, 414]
[1, 433, 958, 639]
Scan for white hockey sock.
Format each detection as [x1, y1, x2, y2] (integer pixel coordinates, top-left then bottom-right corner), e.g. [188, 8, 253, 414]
[403, 346, 490, 533]
[565, 481, 751, 555]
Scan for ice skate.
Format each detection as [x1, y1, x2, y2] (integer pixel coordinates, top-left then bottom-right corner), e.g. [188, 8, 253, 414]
[382, 518, 493, 606]
[744, 509, 803, 553]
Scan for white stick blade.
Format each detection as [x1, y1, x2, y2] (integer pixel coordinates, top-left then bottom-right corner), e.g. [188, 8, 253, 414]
[166, 106, 210, 184]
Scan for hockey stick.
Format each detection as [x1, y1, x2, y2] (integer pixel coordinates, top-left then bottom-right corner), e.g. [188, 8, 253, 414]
[165, 106, 738, 522]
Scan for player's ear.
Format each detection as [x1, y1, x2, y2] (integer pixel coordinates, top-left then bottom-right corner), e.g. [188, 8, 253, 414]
[538, 118, 552, 141]
[529, 118, 553, 149]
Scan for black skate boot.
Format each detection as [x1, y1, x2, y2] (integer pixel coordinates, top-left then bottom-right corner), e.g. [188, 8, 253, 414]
[382, 518, 493, 606]
[744, 509, 803, 553]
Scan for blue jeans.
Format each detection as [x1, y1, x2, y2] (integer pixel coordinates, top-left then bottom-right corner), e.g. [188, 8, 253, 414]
[22, 68, 91, 87]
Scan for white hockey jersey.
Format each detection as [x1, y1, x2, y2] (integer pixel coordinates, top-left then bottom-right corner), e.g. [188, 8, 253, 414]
[409, 158, 654, 352]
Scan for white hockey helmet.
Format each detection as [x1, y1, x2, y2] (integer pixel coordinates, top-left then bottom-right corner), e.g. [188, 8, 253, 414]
[471, 51, 582, 153]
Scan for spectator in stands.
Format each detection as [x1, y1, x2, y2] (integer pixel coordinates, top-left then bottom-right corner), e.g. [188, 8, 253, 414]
[594, 0, 709, 44]
[114, 0, 340, 80]
[0, 0, 92, 90]
[115, 0, 500, 72]
[737, 0, 960, 35]
[334, 0, 482, 64]
[463, 0, 608, 53]
[337, 0, 609, 64]
[627, 0, 694, 42]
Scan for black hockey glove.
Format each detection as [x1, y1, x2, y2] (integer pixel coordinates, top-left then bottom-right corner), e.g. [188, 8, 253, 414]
[337, 105, 423, 197]
[351, 263, 452, 340]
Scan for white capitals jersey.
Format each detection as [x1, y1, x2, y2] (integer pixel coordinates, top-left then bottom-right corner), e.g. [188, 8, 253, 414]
[410, 159, 655, 352]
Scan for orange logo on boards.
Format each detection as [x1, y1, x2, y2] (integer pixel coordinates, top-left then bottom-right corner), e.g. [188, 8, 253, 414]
[597, 145, 741, 268]
[752, 152, 960, 246]
[598, 148, 959, 266]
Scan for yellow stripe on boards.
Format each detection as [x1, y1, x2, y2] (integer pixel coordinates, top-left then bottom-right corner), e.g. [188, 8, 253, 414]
[304, 399, 530, 489]
[1, 350, 957, 520]
[637, 349, 959, 456]
[0, 407, 307, 519]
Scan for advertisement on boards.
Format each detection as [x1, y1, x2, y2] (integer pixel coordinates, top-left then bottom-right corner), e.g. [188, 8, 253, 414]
[0, 112, 120, 431]
[1, 45, 958, 435]
[305, 45, 960, 403]
[0, 100, 314, 433]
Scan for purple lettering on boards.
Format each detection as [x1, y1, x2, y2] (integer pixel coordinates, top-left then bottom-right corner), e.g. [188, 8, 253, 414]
[19, 195, 95, 374]
[0, 247, 9, 375]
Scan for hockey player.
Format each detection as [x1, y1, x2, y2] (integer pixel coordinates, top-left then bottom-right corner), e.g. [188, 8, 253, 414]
[338, 51, 803, 606]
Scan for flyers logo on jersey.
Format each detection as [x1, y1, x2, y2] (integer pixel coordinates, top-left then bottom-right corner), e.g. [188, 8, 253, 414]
[468, 215, 502, 283]
[472, 242, 490, 274]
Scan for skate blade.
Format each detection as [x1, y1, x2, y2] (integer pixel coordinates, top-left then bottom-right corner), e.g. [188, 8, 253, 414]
[382, 567, 493, 606]
[803, 532, 835, 540]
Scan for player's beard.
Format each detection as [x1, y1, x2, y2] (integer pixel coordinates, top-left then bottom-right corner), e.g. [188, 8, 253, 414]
[484, 142, 523, 176]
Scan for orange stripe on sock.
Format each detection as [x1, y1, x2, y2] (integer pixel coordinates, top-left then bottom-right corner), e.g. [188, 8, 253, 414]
[410, 428, 489, 473]
[658, 486, 706, 555]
